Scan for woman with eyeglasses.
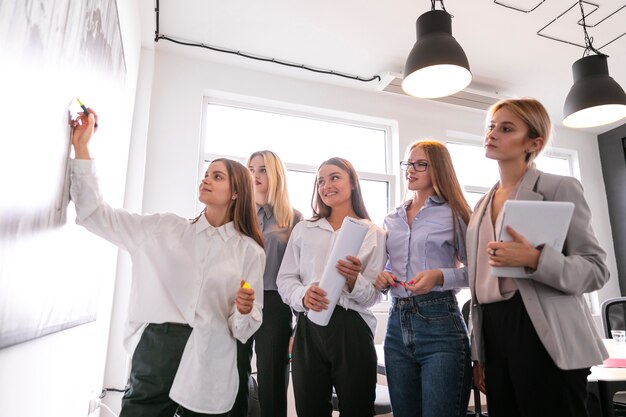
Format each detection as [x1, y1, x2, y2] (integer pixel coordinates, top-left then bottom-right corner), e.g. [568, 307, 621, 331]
[277, 157, 386, 417]
[70, 109, 265, 417]
[374, 140, 472, 417]
[468, 98, 609, 417]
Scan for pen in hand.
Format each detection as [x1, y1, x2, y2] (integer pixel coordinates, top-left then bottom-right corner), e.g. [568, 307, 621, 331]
[76, 98, 98, 128]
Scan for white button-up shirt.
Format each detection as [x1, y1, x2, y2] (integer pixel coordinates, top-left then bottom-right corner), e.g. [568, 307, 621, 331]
[70, 159, 265, 414]
[276, 218, 386, 335]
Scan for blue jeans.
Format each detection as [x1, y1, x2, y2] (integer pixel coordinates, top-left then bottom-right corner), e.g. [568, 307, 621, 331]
[384, 291, 471, 417]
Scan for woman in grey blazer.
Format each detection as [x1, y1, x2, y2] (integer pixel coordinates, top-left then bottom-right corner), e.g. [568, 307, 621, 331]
[467, 98, 609, 417]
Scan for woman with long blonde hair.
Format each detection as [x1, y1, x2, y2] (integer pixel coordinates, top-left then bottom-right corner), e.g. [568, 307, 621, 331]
[375, 140, 472, 417]
[229, 151, 302, 417]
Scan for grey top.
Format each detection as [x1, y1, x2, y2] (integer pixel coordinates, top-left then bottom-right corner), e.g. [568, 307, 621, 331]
[257, 204, 303, 291]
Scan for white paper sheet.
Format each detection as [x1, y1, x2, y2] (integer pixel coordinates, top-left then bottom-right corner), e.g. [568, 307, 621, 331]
[307, 217, 370, 326]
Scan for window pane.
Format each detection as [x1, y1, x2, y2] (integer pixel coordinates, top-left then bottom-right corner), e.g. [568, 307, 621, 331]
[361, 179, 390, 227]
[447, 142, 499, 187]
[286, 170, 315, 219]
[205, 104, 387, 173]
[535, 154, 570, 176]
[464, 191, 486, 210]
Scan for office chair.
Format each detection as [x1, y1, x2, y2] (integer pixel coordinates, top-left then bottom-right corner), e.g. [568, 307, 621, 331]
[601, 297, 626, 339]
[461, 300, 488, 417]
[600, 297, 626, 416]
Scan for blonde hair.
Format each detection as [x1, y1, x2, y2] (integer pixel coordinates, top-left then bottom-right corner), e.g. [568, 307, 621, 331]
[247, 150, 294, 228]
[311, 157, 370, 221]
[407, 140, 471, 259]
[488, 97, 552, 164]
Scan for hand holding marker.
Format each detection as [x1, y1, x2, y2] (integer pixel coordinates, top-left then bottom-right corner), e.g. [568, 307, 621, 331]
[236, 280, 254, 315]
[77, 98, 98, 128]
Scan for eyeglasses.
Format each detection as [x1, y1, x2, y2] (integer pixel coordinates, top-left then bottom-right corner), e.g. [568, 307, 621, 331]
[400, 160, 429, 172]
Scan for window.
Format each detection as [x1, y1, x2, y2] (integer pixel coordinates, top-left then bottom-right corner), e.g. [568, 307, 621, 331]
[201, 99, 395, 310]
[200, 99, 395, 226]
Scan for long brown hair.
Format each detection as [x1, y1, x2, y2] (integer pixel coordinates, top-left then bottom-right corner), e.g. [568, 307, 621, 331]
[311, 157, 370, 221]
[408, 141, 471, 259]
[246, 150, 294, 228]
[192, 158, 264, 248]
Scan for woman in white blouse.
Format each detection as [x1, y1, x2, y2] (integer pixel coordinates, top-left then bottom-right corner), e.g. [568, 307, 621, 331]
[70, 110, 265, 417]
[277, 157, 386, 417]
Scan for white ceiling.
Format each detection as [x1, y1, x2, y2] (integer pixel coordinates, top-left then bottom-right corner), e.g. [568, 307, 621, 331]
[139, 0, 626, 133]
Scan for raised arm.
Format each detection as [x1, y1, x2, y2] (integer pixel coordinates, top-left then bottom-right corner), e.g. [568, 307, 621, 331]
[70, 109, 160, 253]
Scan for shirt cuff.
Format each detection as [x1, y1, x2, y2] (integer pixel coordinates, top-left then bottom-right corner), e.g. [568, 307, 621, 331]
[345, 274, 368, 300]
[71, 158, 96, 173]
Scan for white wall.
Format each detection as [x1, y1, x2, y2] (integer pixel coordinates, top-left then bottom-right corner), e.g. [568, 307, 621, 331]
[0, 3, 143, 417]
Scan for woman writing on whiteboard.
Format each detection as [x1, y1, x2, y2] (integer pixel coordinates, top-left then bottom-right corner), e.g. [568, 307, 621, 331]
[374, 140, 472, 417]
[468, 98, 609, 417]
[70, 109, 265, 417]
[277, 157, 386, 417]
[229, 151, 303, 417]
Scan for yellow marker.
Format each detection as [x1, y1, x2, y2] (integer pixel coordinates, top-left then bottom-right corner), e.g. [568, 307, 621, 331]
[242, 281, 251, 289]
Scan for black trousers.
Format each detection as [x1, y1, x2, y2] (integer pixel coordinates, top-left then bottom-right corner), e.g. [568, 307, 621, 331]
[482, 292, 591, 417]
[254, 291, 293, 417]
[227, 337, 254, 417]
[228, 291, 293, 417]
[120, 323, 192, 417]
[292, 308, 377, 417]
[175, 406, 229, 417]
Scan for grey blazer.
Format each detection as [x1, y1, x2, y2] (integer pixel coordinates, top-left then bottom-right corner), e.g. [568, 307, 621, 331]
[468, 167, 609, 370]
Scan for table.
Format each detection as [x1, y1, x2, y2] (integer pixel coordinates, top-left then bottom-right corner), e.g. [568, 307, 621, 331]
[589, 339, 626, 417]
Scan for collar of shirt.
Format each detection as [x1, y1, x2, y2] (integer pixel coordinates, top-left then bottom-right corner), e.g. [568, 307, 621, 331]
[396, 194, 445, 218]
[257, 204, 273, 220]
[403, 194, 444, 208]
[194, 214, 236, 241]
[305, 217, 339, 233]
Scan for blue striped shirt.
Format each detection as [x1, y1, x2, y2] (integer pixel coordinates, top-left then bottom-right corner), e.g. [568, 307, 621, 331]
[384, 195, 468, 298]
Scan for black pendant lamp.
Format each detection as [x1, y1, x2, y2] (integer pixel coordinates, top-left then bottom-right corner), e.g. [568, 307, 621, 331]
[401, 2, 471, 99]
[563, 1, 626, 128]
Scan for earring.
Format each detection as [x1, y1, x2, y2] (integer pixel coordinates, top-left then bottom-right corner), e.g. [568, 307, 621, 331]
[231, 195, 237, 200]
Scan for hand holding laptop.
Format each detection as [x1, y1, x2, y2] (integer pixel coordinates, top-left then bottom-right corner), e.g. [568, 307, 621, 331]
[488, 225, 542, 271]
[490, 200, 574, 278]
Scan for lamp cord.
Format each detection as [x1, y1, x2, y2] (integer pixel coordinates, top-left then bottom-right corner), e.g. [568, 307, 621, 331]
[153, 0, 381, 83]
[156, 35, 381, 83]
[577, 0, 605, 57]
[431, 0, 448, 13]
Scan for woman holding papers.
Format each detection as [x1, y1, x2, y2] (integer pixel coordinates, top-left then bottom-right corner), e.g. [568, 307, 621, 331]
[277, 157, 386, 417]
[70, 109, 265, 417]
[468, 98, 609, 417]
[374, 140, 472, 417]
[229, 151, 303, 417]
